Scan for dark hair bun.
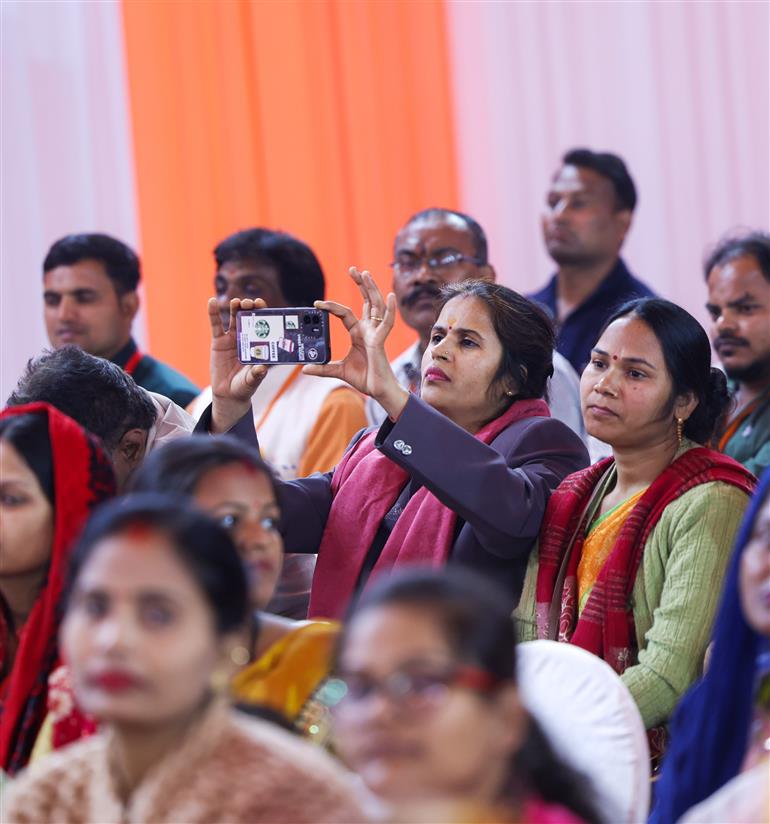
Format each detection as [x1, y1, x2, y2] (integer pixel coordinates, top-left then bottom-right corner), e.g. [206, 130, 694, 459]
[685, 367, 732, 444]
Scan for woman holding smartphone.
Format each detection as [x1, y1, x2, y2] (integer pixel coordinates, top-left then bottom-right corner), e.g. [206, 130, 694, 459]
[209, 268, 588, 618]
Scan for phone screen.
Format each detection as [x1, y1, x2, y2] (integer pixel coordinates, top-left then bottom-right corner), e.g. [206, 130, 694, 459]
[235, 308, 330, 364]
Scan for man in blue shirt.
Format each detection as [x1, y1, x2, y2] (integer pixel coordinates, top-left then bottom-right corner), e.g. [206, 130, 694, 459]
[529, 148, 655, 375]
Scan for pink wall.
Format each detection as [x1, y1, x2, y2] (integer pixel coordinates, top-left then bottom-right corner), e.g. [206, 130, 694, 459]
[446, 0, 769, 335]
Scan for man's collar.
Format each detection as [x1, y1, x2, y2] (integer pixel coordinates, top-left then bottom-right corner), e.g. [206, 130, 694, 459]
[559, 257, 632, 314]
[111, 337, 137, 369]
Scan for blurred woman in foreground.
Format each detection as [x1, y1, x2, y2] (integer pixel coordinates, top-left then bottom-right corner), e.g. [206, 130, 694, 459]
[329, 567, 601, 824]
[4, 497, 362, 823]
[35, 436, 339, 754]
[131, 436, 339, 739]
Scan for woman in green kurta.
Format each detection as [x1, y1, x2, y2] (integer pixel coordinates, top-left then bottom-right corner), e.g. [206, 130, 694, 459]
[514, 299, 756, 758]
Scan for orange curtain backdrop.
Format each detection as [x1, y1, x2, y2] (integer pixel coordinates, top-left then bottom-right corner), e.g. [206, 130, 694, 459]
[120, 0, 458, 387]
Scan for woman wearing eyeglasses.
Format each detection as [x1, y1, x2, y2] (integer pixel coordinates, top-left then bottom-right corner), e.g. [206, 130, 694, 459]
[209, 269, 588, 618]
[326, 567, 600, 824]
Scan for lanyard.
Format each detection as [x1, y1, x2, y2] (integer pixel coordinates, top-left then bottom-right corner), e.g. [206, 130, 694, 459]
[718, 386, 770, 451]
[123, 349, 143, 376]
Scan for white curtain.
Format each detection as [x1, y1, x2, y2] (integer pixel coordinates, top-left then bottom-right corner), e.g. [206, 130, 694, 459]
[446, 0, 770, 333]
[0, 0, 143, 403]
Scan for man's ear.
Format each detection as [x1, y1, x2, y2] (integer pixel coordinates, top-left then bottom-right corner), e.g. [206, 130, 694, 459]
[118, 427, 148, 469]
[119, 290, 140, 322]
[614, 209, 633, 243]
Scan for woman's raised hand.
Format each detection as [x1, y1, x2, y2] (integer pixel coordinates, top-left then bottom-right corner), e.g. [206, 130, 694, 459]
[303, 268, 409, 418]
[208, 297, 269, 433]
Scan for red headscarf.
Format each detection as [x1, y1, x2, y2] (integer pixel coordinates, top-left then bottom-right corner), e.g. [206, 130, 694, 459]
[0, 403, 115, 773]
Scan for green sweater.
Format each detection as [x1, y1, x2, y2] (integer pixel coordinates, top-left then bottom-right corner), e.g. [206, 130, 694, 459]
[514, 460, 750, 728]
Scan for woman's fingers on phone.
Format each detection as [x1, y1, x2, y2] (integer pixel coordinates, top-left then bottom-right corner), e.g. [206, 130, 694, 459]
[238, 298, 266, 311]
[314, 300, 357, 331]
[303, 362, 342, 380]
[245, 364, 268, 386]
[209, 298, 225, 337]
[227, 297, 267, 328]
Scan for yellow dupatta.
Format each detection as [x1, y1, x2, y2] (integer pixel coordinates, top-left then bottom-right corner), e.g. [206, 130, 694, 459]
[577, 489, 647, 613]
[230, 620, 339, 742]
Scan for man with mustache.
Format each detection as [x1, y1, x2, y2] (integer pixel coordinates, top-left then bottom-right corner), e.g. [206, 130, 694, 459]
[706, 231, 770, 476]
[530, 148, 655, 375]
[367, 208, 586, 443]
[42, 233, 199, 408]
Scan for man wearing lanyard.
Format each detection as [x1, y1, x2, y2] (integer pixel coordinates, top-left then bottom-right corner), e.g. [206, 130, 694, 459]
[706, 230, 770, 477]
[42, 233, 199, 407]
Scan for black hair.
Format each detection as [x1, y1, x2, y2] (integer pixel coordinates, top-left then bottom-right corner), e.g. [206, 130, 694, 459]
[703, 229, 770, 283]
[43, 233, 141, 294]
[214, 228, 325, 306]
[600, 298, 731, 443]
[401, 208, 489, 265]
[6, 346, 156, 451]
[562, 148, 637, 212]
[66, 494, 249, 635]
[437, 280, 555, 402]
[129, 434, 279, 505]
[339, 568, 601, 824]
[0, 413, 54, 505]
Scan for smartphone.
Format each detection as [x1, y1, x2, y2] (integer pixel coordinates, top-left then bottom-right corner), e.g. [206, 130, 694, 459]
[235, 307, 331, 365]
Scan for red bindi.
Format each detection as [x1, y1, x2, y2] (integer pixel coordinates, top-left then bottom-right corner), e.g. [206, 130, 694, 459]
[612, 355, 618, 361]
[121, 522, 155, 542]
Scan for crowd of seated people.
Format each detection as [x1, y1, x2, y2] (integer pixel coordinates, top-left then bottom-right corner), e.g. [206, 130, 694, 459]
[1, 146, 769, 823]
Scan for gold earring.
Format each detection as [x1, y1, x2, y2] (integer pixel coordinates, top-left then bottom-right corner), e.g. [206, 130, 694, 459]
[505, 390, 515, 397]
[676, 417, 684, 445]
[229, 644, 251, 667]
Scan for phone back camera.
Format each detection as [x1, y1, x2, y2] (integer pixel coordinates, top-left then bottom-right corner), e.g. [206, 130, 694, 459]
[302, 312, 322, 336]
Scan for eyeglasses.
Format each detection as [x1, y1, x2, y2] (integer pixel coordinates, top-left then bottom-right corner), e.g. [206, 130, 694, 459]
[324, 663, 501, 716]
[389, 251, 482, 276]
